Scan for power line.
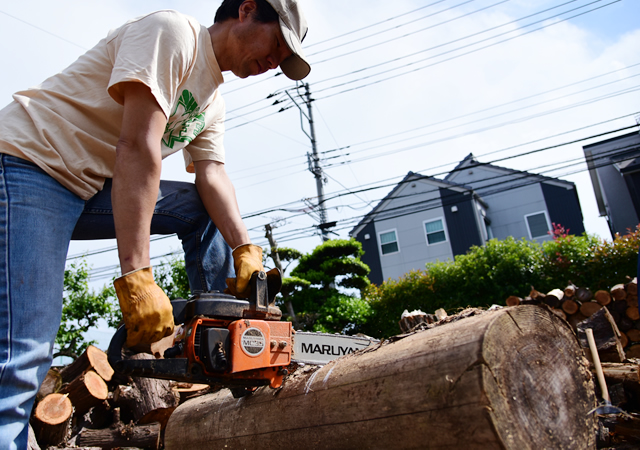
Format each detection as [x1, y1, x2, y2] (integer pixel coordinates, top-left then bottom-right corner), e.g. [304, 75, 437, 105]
[313, 0, 619, 100]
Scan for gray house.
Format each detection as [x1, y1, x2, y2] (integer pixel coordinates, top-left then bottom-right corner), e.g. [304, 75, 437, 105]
[583, 131, 640, 236]
[350, 154, 585, 284]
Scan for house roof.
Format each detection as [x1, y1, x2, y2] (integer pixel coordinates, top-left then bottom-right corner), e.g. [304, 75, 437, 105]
[349, 171, 475, 237]
[445, 153, 576, 189]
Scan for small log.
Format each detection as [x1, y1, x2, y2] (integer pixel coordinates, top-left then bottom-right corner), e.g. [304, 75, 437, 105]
[543, 289, 564, 308]
[59, 370, 108, 416]
[627, 329, 640, 342]
[59, 345, 113, 384]
[628, 294, 639, 308]
[561, 298, 580, 315]
[627, 306, 640, 321]
[567, 312, 587, 331]
[576, 286, 593, 303]
[611, 284, 627, 301]
[398, 309, 435, 333]
[617, 315, 634, 332]
[165, 306, 596, 449]
[610, 299, 630, 315]
[564, 283, 577, 298]
[620, 331, 629, 348]
[627, 277, 638, 296]
[601, 362, 640, 384]
[594, 290, 612, 306]
[579, 301, 602, 317]
[505, 295, 521, 307]
[576, 307, 625, 363]
[113, 353, 179, 423]
[31, 393, 72, 448]
[626, 344, 640, 359]
[36, 368, 62, 401]
[76, 422, 161, 449]
[529, 286, 546, 301]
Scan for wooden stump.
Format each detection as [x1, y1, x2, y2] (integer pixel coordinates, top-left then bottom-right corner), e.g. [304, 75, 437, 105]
[59, 345, 114, 384]
[165, 306, 596, 450]
[31, 393, 72, 447]
[59, 370, 108, 416]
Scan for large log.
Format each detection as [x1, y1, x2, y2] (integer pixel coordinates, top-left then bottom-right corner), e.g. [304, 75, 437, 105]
[165, 306, 596, 449]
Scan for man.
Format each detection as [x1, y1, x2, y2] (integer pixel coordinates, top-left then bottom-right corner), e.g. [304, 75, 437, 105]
[0, 0, 310, 447]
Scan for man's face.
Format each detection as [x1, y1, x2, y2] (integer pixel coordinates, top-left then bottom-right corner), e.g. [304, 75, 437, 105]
[227, 15, 293, 79]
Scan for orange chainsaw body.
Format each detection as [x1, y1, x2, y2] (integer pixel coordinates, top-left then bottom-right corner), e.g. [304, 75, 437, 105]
[178, 316, 292, 388]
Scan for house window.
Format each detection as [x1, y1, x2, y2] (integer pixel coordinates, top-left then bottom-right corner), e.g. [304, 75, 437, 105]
[379, 230, 399, 255]
[424, 219, 447, 245]
[525, 211, 550, 239]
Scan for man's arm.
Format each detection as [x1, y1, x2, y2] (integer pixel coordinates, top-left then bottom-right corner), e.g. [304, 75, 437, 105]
[112, 82, 166, 273]
[194, 160, 264, 296]
[111, 81, 174, 347]
[193, 160, 250, 249]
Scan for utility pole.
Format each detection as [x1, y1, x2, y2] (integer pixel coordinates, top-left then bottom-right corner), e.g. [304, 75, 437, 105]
[264, 223, 298, 327]
[288, 83, 330, 241]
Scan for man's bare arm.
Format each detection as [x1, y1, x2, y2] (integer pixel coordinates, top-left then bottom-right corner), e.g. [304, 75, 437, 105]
[112, 81, 166, 273]
[193, 160, 251, 249]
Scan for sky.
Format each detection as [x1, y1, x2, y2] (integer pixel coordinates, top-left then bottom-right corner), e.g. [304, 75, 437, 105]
[1, 0, 639, 352]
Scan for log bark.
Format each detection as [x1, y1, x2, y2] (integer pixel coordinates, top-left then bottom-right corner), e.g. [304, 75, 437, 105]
[113, 353, 179, 423]
[576, 286, 593, 303]
[59, 345, 113, 384]
[601, 362, 640, 384]
[165, 306, 596, 450]
[36, 368, 62, 402]
[31, 393, 72, 447]
[59, 370, 108, 416]
[544, 288, 564, 308]
[564, 283, 577, 298]
[76, 422, 161, 449]
[28, 424, 40, 450]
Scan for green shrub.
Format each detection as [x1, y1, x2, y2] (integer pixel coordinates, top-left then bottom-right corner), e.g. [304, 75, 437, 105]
[362, 226, 639, 338]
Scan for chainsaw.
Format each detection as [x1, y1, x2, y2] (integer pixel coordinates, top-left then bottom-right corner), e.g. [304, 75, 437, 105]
[107, 270, 378, 397]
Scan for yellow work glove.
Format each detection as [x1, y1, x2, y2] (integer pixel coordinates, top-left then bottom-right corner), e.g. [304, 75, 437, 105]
[113, 266, 175, 348]
[225, 244, 264, 298]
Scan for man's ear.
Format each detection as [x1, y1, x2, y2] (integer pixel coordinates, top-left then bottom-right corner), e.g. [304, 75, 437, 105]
[238, 0, 258, 22]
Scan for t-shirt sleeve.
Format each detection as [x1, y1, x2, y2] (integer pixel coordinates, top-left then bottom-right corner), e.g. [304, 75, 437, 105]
[106, 11, 197, 118]
[182, 99, 226, 173]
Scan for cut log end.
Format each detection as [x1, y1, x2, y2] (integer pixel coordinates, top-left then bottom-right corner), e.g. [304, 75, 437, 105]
[34, 394, 72, 426]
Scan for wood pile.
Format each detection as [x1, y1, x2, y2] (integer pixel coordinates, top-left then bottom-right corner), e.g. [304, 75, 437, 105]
[505, 276, 640, 448]
[28, 345, 212, 450]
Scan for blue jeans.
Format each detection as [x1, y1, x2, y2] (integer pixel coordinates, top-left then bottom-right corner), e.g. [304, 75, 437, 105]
[0, 155, 233, 449]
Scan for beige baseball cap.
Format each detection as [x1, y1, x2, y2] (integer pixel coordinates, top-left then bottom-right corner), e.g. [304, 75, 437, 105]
[265, 0, 311, 80]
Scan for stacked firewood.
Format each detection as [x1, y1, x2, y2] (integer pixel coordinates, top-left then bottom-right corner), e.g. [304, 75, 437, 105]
[505, 277, 638, 353]
[28, 345, 212, 450]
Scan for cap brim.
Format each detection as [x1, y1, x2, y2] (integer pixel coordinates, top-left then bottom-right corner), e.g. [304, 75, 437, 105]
[279, 19, 311, 80]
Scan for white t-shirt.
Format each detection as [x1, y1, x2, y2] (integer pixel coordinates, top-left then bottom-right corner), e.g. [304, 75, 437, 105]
[0, 10, 225, 200]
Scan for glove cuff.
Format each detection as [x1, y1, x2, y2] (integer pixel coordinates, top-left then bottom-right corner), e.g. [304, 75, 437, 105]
[114, 266, 157, 305]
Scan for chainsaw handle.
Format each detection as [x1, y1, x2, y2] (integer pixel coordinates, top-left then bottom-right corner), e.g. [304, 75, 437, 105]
[107, 325, 127, 371]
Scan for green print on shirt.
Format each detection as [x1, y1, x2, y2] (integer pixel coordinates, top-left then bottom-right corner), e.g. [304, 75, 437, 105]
[163, 90, 206, 148]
